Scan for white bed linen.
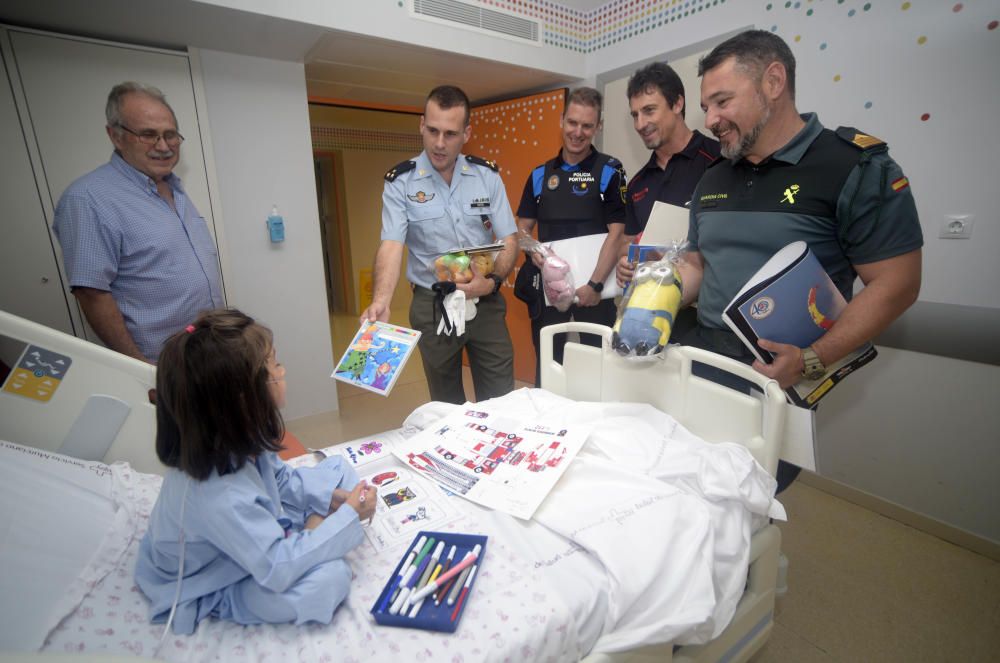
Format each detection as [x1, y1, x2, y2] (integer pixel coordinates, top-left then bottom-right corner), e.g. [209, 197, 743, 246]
[403, 389, 786, 653]
[0, 441, 126, 651]
[4, 388, 784, 661]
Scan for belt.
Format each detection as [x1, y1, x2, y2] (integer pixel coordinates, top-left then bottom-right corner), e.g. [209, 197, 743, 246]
[411, 283, 495, 299]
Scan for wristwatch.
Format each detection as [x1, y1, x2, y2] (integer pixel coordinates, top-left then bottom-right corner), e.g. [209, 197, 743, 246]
[586, 279, 604, 293]
[800, 346, 827, 381]
[486, 273, 503, 295]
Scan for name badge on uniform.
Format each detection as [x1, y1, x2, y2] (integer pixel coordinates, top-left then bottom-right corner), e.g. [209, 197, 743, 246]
[470, 197, 491, 209]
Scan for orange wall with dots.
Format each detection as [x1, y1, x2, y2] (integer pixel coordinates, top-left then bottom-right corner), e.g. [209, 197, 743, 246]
[470, 89, 567, 384]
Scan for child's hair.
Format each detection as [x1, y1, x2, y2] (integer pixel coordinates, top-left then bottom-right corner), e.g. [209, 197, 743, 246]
[155, 309, 284, 480]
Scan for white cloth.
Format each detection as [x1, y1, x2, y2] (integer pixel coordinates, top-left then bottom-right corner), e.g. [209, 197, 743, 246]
[436, 290, 472, 336]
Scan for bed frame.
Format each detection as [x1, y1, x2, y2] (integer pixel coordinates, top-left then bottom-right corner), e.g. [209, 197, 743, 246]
[0, 310, 161, 475]
[0, 311, 783, 662]
[540, 322, 784, 663]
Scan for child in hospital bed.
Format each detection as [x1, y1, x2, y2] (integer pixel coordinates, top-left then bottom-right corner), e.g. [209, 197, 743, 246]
[135, 309, 376, 635]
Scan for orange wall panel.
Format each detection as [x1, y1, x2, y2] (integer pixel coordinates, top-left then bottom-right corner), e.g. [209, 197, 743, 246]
[470, 90, 567, 385]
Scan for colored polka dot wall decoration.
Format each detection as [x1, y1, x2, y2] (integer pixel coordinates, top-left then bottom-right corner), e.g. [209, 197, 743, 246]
[481, 0, 998, 56]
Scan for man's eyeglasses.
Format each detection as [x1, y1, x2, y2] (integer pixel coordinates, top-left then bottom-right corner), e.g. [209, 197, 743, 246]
[116, 124, 185, 147]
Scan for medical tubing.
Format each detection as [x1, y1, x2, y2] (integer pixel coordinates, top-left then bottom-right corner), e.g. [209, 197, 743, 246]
[158, 477, 190, 648]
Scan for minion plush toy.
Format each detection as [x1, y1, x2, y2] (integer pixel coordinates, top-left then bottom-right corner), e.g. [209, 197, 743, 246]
[612, 261, 683, 357]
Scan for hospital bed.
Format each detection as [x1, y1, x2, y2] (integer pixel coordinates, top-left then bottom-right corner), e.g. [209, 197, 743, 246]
[0, 310, 788, 662]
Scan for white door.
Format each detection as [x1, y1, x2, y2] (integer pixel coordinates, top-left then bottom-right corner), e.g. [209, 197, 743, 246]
[0, 50, 75, 333]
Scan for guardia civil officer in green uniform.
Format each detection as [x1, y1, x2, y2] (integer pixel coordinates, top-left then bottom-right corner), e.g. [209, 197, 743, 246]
[362, 85, 518, 404]
[678, 30, 923, 491]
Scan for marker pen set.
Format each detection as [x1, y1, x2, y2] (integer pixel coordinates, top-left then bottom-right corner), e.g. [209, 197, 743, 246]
[371, 530, 487, 632]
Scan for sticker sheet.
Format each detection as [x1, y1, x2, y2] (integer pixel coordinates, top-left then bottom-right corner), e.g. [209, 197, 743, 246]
[392, 406, 590, 520]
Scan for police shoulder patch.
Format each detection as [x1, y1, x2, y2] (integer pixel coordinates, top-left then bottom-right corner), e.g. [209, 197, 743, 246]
[465, 154, 499, 172]
[835, 126, 886, 151]
[384, 160, 416, 182]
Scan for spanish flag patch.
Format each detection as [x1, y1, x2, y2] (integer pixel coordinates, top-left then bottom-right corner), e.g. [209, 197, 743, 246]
[891, 176, 910, 192]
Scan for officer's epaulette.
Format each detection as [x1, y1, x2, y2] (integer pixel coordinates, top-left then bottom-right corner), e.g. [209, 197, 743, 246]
[384, 160, 416, 182]
[465, 154, 499, 172]
[835, 127, 886, 151]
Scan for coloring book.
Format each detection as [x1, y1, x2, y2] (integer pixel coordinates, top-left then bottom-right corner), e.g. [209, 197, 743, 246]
[332, 322, 421, 397]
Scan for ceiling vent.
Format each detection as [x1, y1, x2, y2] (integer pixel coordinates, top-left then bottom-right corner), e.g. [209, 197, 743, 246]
[411, 0, 541, 45]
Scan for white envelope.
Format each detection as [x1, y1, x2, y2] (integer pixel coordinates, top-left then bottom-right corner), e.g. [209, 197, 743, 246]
[641, 201, 690, 244]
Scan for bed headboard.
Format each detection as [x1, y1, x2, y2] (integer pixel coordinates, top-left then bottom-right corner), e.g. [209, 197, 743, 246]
[538, 322, 791, 475]
[0, 310, 164, 475]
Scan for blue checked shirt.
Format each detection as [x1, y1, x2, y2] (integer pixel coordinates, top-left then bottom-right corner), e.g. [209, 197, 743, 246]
[53, 153, 224, 359]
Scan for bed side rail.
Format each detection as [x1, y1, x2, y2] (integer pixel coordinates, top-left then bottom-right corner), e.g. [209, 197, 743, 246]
[539, 322, 787, 475]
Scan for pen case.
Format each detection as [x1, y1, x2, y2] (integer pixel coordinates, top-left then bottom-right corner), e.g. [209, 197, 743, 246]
[371, 530, 487, 633]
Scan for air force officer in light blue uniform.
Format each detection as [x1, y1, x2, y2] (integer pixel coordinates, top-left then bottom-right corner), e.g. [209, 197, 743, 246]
[362, 85, 518, 404]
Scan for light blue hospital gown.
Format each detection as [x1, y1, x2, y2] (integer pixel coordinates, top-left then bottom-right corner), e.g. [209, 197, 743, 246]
[135, 453, 363, 634]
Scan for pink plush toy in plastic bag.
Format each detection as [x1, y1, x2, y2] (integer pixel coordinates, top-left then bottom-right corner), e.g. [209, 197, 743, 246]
[517, 231, 576, 312]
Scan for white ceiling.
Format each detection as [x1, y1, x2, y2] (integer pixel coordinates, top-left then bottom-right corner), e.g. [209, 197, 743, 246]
[0, 0, 577, 108]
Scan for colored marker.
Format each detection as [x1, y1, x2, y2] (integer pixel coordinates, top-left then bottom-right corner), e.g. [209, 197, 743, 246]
[433, 546, 455, 585]
[412, 537, 436, 569]
[446, 565, 472, 606]
[435, 545, 478, 606]
[449, 565, 478, 621]
[416, 541, 445, 591]
[431, 546, 457, 603]
[388, 586, 412, 615]
[411, 544, 480, 604]
[388, 536, 426, 604]
[407, 595, 426, 618]
[378, 574, 402, 613]
[387, 560, 421, 612]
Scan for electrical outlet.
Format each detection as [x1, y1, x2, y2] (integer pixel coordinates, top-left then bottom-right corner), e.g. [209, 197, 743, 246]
[939, 214, 974, 240]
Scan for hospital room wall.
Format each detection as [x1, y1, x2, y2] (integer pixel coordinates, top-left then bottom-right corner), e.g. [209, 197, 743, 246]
[588, 3, 1000, 550]
[193, 49, 340, 421]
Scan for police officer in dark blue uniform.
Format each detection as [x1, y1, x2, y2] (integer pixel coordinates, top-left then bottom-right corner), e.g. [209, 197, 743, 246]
[516, 87, 627, 384]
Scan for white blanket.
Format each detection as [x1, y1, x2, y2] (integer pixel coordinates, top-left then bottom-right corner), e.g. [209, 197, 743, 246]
[403, 389, 785, 653]
[3, 387, 784, 661]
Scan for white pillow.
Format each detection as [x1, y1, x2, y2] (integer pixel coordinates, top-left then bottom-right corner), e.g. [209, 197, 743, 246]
[0, 441, 116, 651]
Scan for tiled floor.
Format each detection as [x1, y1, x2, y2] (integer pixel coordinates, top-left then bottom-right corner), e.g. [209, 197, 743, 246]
[753, 481, 1000, 662]
[291, 313, 1000, 662]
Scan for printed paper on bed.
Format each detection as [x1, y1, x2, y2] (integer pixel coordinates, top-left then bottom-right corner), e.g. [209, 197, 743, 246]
[332, 321, 421, 396]
[392, 405, 590, 520]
